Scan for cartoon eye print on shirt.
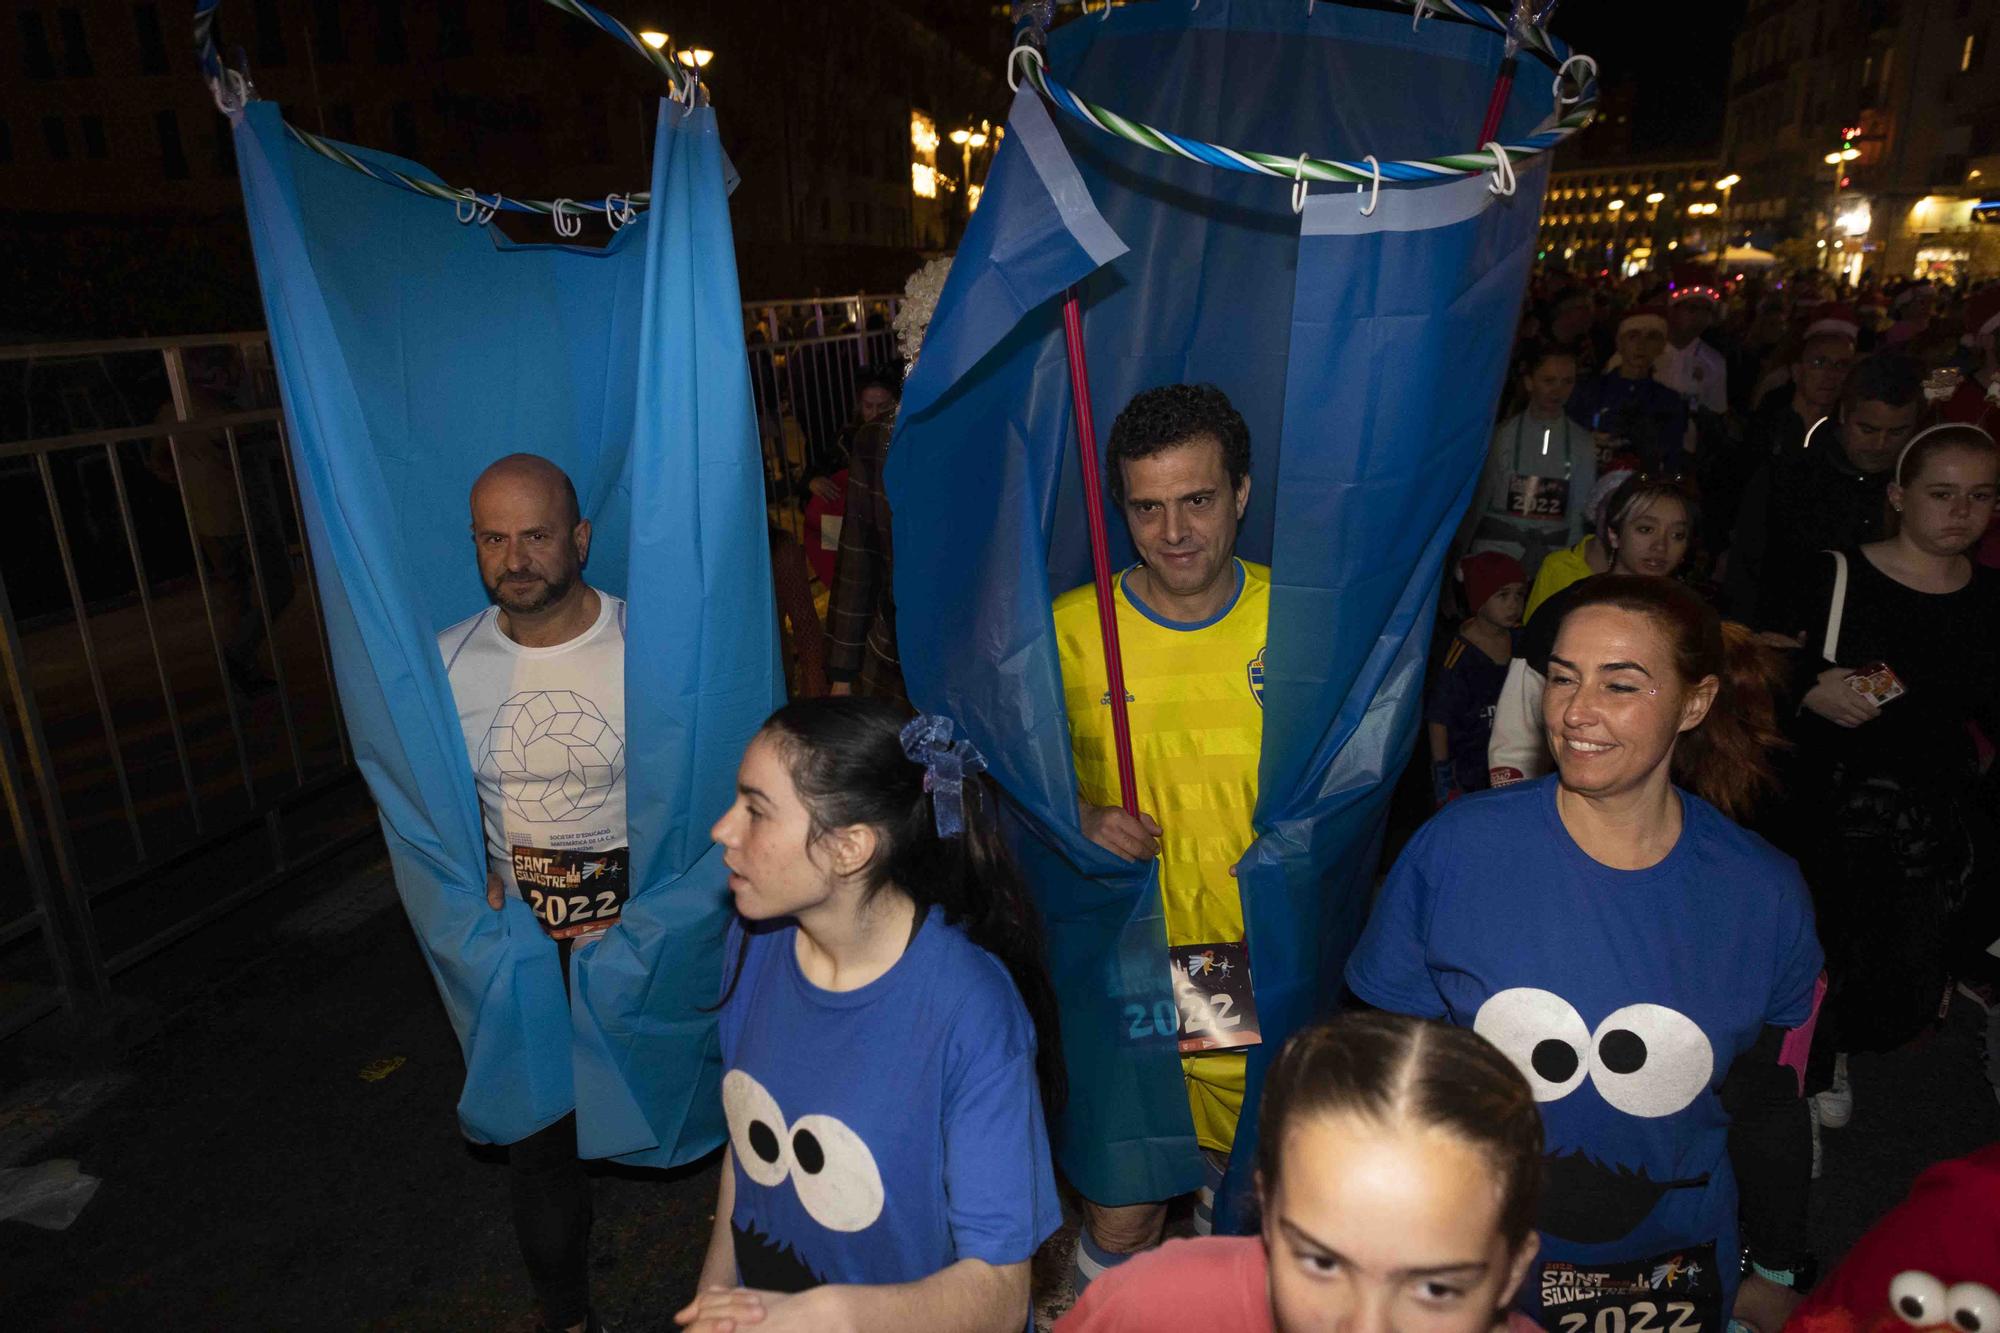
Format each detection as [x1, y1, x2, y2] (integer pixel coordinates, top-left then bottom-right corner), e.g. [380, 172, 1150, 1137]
[1472, 988, 1591, 1101]
[1474, 989, 1714, 1118]
[1890, 1271, 2000, 1333]
[722, 1070, 885, 1233]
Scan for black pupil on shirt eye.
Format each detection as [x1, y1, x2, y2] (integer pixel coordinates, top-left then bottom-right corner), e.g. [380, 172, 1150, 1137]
[748, 1120, 781, 1164]
[1600, 1029, 1647, 1075]
[1953, 1312, 1978, 1332]
[1900, 1298, 1926, 1320]
[793, 1128, 825, 1174]
[1532, 1040, 1579, 1083]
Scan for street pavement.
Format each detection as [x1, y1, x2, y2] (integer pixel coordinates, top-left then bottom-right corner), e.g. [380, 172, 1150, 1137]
[2, 839, 1995, 1331]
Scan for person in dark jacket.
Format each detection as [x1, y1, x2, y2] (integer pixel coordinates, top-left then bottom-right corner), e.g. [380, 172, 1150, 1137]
[825, 413, 906, 702]
[1724, 353, 1922, 629]
[1567, 304, 1690, 476]
[1705, 327, 1858, 562]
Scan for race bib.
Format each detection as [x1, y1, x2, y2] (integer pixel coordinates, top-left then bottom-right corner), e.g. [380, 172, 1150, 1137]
[1506, 473, 1570, 522]
[513, 845, 630, 940]
[1539, 1244, 1722, 1333]
[1168, 940, 1262, 1054]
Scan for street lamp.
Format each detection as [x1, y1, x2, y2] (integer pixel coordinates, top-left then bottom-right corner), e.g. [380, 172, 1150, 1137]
[1824, 126, 1861, 279]
[1645, 191, 1665, 204]
[1715, 173, 1740, 253]
[676, 46, 714, 69]
[638, 30, 669, 49]
[949, 126, 990, 217]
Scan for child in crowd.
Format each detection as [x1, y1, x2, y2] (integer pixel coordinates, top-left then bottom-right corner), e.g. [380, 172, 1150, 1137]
[1054, 1012, 1544, 1333]
[1428, 553, 1526, 808]
[1460, 346, 1594, 582]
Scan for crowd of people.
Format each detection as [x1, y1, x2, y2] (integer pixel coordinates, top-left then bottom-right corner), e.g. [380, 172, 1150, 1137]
[429, 261, 1998, 1333]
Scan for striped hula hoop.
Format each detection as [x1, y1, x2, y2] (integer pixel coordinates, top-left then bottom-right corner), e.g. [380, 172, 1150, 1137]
[1011, 0, 1596, 190]
[193, 0, 693, 226]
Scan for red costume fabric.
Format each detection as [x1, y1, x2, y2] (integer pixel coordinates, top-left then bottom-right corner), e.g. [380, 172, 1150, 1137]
[1784, 1145, 2000, 1333]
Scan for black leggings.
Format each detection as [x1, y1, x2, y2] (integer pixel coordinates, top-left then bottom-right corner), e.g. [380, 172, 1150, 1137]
[509, 1111, 592, 1330]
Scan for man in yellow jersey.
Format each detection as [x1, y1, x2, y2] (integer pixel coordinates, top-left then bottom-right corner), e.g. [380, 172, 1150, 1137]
[1051, 383, 1268, 1291]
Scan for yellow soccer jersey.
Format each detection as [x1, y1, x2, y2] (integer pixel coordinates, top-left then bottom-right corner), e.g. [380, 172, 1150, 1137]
[1052, 558, 1269, 1154]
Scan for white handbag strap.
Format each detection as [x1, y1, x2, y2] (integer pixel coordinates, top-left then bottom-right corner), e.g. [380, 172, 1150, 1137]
[1822, 550, 1849, 663]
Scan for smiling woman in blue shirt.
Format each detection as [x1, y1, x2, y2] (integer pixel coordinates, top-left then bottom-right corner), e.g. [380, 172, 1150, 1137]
[1348, 577, 1821, 1333]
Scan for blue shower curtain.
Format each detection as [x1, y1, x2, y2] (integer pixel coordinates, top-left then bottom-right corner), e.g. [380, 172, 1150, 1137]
[887, 0, 1549, 1228]
[233, 95, 777, 1165]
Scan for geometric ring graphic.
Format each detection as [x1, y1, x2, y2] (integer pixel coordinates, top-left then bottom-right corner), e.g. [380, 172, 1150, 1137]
[478, 689, 626, 823]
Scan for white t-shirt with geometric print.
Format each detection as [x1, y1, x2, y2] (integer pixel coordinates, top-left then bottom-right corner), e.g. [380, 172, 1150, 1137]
[438, 591, 627, 907]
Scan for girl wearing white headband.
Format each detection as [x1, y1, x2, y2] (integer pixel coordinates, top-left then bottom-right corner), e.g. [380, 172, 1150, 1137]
[1767, 420, 1999, 1130]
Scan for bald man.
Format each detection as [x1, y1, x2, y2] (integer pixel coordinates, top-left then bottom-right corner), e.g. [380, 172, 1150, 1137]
[436, 453, 624, 1333]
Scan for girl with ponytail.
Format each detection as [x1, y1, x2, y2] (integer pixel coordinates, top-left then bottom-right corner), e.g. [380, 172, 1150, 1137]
[679, 697, 1060, 1333]
[1348, 575, 1823, 1332]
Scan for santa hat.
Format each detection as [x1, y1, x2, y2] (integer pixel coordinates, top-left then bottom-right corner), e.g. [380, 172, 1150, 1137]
[1964, 286, 2000, 342]
[1459, 551, 1527, 615]
[1618, 305, 1669, 336]
[1803, 301, 1860, 342]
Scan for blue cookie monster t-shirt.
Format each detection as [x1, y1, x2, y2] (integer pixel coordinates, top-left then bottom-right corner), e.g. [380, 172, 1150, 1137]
[1346, 777, 1820, 1327]
[717, 906, 1061, 1296]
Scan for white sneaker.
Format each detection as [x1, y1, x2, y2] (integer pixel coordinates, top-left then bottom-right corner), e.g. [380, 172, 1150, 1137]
[1812, 1054, 1852, 1129]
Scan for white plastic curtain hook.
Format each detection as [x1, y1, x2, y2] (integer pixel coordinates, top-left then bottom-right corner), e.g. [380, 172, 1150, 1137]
[1307, 0, 1317, 13]
[552, 198, 583, 238]
[1554, 53, 1597, 110]
[209, 66, 249, 115]
[1482, 141, 1517, 196]
[1412, 0, 1435, 31]
[1358, 153, 1382, 216]
[604, 193, 638, 231]
[1008, 42, 1045, 93]
[1292, 152, 1312, 215]
[455, 188, 498, 226]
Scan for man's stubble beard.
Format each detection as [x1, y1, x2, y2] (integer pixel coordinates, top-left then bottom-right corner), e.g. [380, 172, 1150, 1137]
[488, 564, 578, 615]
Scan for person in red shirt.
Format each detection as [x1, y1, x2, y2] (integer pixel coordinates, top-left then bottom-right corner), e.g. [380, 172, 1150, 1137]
[1055, 1012, 1545, 1333]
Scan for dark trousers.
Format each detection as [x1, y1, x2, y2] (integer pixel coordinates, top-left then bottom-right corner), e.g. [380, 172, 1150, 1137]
[508, 1113, 592, 1329]
[508, 938, 590, 1330]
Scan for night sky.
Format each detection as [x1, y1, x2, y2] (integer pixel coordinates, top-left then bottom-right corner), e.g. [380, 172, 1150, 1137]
[1554, 0, 1746, 152]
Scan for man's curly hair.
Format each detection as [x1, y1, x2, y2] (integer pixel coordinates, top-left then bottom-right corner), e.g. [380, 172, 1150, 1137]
[1105, 383, 1251, 505]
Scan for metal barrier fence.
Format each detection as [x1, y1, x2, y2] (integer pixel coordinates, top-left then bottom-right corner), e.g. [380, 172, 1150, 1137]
[0, 293, 902, 1039]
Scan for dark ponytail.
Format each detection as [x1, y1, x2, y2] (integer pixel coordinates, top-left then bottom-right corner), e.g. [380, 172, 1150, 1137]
[721, 697, 1066, 1113]
[1559, 576, 1787, 820]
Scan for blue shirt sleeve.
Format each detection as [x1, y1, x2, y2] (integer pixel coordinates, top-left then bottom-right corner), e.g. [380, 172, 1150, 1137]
[1764, 861, 1823, 1029]
[1343, 829, 1449, 1019]
[939, 962, 1062, 1266]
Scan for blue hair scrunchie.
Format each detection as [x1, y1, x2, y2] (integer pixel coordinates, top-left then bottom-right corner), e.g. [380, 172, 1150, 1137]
[899, 713, 988, 839]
